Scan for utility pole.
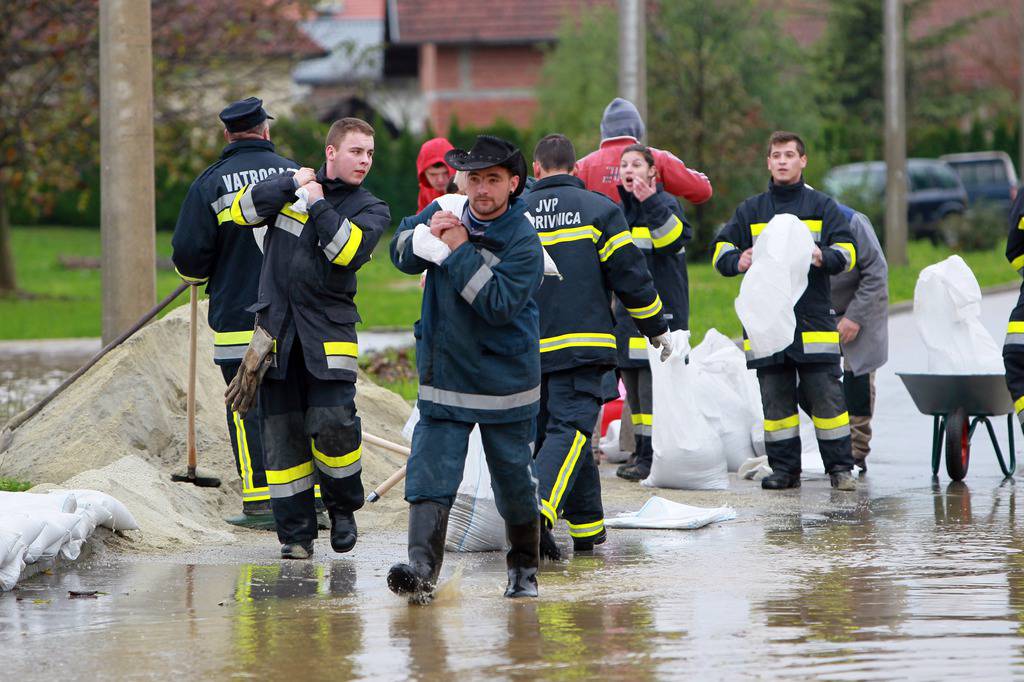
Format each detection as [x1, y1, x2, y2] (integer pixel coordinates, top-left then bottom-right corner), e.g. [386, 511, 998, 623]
[99, 0, 156, 344]
[884, 0, 908, 267]
[618, 0, 647, 130]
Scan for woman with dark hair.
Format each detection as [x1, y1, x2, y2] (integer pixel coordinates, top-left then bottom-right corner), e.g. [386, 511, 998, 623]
[614, 144, 693, 481]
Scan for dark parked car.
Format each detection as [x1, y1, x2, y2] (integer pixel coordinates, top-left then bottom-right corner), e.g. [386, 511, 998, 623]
[940, 151, 1018, 211]
[822, 159, 968, 240]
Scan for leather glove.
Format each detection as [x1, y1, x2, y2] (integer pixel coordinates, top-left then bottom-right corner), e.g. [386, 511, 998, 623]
[224, 326, 275, 417]
[650, 332, 673, 363]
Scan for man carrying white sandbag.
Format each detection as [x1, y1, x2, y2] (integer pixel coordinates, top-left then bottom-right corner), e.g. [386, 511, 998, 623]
[1002, 188, 1024, 428]
[711, 131, 858, 491]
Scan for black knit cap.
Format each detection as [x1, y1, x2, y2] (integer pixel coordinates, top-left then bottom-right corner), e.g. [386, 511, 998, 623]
[444, 135, 528, 198]
[219, 96, 274, 133]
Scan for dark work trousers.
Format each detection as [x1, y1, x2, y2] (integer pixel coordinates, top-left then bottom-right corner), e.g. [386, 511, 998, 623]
[1005, 351, 1024, 432]
[259, 339, 364, 545]
[220, 362, 270, 510]
[760, 360, 854, 476]
[406, 415, 538, 527]
[620, 367, 653, 470]
[533, 367, 606, 541]
[841, 364, 875, 461]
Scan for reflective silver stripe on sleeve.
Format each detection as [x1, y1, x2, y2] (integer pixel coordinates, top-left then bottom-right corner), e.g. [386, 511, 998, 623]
[830, 245, 852, 268]
[803, 343, 841, 355]
[633, 236, 652, 251]
[275, 214, 304, 237]
[313, 458, 362, 479]
[628, 346, 648, 360]
[323, 218, 352, 261]
[326, 356, 359, 371]
[213, 345, 248, 361]
[210, 194, 234, 213]
[764, 426, 800, 442]
[815, 424, 851, 441]
[395, 230, 413, 257]
[460, 263, 494, 304]
[239, 189, 260, 224]
[268, 474, 315, 499]
[650, 215, 683, 243]
[1005, 334, 1024, 347]
[480, 248, 502, 267]
[419, 384, 541, 411]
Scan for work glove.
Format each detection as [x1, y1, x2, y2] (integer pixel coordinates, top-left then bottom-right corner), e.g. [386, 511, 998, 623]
[224, 326, 275, 417]
[650, 332, 673, 363]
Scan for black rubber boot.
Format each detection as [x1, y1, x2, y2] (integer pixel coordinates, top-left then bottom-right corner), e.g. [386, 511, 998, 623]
[329, 510, 358, 553]
[539, 522, 561, 561]
[572, 527, 607, 552]
[504, 516, 540, 598]
[615, 463, 650, 481]
[387, 501, 450, 601]
[761, 471, 801, 490]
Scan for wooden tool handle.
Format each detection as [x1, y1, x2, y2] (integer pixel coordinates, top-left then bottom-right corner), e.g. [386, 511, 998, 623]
[363, 431, 411, 456]
[367, 465, 407, 503]
[186, 285, 198, 470]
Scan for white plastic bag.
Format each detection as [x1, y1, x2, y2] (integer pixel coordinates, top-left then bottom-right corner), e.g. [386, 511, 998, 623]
[644, 330, 729, 490]
[605, 496, 736, 529]
[913, 255, 1003, 374]
[0, 530, 28, 591]
[735, 214, 815, 359]
[50, 490, 139, 531]
[749, 410, 824, 473]
[599, 420, 628, 463]
[445, 426, 506, 552]
[0, 490, 77, 514]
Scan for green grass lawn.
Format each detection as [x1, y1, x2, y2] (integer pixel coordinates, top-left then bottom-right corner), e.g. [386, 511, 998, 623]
[0, 477, 32, 492]
[1, 225, 1018, 342]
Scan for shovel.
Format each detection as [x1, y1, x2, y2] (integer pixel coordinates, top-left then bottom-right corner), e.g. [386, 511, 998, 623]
[171, 285, 221, 488]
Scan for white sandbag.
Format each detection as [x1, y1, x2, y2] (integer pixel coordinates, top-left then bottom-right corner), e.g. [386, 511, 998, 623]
[913, 255, 1003, 374]
[0, 490, 77, 514]
[738, 455, 771, 481]
[0, 531, 28, 592]
[735, 214, 815, 359]
[445, 426, 506, 552]
[748, 412, 824, 474]
[50, 489, 139, 531]
[644, 330, 729, 490]
[22, 515, 70, 564]
[1, 514, 46, 555]
[600, 420, 628, 463]
[688, 329, 762, 472]
[605, 496, 736, 530]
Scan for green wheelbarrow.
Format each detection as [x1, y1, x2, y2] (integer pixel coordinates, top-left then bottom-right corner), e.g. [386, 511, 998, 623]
[898, 373, 1017, 481]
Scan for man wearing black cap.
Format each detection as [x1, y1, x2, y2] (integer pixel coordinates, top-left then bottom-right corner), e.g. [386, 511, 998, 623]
[388, 135, 545, 600]
[172, 96, 325, 529]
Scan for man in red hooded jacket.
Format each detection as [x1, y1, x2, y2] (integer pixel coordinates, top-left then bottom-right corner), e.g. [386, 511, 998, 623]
[416, 137, 455, 211]
[575, 98, 712, 205]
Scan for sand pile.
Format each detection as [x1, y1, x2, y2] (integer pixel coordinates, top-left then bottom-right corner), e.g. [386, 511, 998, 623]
[0, 301, 412, 551]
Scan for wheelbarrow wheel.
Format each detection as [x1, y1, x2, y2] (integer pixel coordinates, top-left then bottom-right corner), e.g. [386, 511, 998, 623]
[944, 407, 970, 481]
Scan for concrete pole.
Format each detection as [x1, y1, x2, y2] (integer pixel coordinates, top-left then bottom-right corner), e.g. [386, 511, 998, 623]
[99, 0, 156, 344]
[618, 0, 647, 130]
[883, 0, 908, 267]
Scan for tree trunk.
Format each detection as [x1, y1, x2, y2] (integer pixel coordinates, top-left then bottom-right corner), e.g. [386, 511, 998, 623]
[0, 184, 16, 294]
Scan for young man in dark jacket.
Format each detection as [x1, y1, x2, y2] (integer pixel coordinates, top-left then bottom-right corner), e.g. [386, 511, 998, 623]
[1003, 189, 1024, 432]
[389, 135, 544, 600]
[712, 131, 858, 491]
[226, 117, 391, 558]
[524, 134, 672, 558]
[172, 97, 321, 529]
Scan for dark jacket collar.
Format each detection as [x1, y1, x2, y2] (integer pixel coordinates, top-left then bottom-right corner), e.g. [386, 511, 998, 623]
[532, 174, 585, 191]
[617, 182, 666, 207]
[768, 176, 805, 199]
[221, 138, 275, 158]
[316, 164, 359, 196]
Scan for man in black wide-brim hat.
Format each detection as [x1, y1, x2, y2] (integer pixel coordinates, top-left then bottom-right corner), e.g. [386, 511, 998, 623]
[389, 135, 545, 600]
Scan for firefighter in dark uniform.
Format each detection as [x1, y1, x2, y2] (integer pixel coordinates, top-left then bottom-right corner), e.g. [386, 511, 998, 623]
[171, 97, 322, 528]
[1002, 188, 1024, 430]
[613, 144, 692, 482]
[711, 131, 857, 491]
[388, 135, 544, 600]
[227, 117, 391, 558]
[523, 134, 672, 558]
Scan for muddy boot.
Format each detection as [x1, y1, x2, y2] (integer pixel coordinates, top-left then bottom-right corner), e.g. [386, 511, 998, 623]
[572, 527, 607, 553]
[853, 456, 867, 472]
[504, 516, 540, 598]
[281, 540, 313, 560]
[539, 522, 561, 561]
[616, 463, 649, 481]
[830, 470, 857, 491]
[387, 501, 449, 600]
[329, 510, 357, 554]
[225, 500, 276, 530]
[761, 471, 801, 490]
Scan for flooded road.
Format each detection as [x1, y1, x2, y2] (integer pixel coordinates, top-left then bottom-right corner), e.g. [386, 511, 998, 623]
[3, 294, 1024, 680]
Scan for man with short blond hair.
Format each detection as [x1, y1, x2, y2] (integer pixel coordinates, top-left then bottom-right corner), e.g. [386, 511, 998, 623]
[227, 117, 390, 559]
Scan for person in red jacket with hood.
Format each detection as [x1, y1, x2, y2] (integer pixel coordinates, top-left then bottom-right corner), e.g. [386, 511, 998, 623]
[575, 98, 713, 205]
[416, 137, 455, 211]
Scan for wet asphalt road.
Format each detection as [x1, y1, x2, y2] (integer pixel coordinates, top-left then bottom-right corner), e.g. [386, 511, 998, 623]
[3, 292, 1024, 681]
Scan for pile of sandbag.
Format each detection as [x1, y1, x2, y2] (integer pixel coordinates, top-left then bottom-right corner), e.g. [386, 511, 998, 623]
[913, 255, 1003, 374]
[0, 489, 138, 590]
